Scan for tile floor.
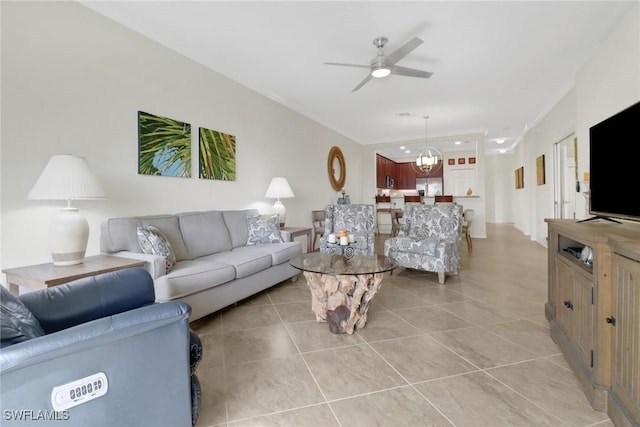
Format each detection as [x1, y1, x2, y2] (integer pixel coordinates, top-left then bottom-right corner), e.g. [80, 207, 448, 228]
[191, 224, 614, 427]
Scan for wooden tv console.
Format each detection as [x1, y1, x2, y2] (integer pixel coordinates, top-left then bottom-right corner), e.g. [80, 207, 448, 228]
[545, 219, 640, 426]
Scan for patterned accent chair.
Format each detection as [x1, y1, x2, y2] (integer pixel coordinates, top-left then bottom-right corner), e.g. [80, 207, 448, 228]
[384, 203, 463, 284]
[319, 204, 375, 256]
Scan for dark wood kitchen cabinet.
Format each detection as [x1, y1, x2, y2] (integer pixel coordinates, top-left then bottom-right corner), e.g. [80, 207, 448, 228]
[395, 162, 417, 189]
[376, 154, 396, 188]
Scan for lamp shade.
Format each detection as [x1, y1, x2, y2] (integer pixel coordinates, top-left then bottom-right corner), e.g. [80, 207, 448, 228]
[264, 177, 294, 199]
[28, 155, 107, 201]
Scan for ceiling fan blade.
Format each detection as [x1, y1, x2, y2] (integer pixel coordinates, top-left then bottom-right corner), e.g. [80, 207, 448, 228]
[325, 62, 370, 69]
[385, 37, 423, 65]
[391, 65, 433, 79]
[352, 74, 373, 92]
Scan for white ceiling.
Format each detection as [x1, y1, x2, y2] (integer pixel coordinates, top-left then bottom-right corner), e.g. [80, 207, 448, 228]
[79, 1, 635, 159]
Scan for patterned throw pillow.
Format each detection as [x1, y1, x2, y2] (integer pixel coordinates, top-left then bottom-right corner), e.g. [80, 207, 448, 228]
[137, 226, 176, 274]
[246, 214, 283, 245]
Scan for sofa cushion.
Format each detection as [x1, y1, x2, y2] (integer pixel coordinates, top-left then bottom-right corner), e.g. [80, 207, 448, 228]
[1, 286, 45, 347]
[387, 236, 439, 257]
[101, 217, 143, 253]
[179, 211, 232, 259]
[246, 214, 283, 245]
[141, 216, 189, 261]
[153, 260, 236, 301]
[233, 242, 302, 266]
[198, 250, 272, 279]
[223, 209, 258, 249]
[137, 226, 177, 274]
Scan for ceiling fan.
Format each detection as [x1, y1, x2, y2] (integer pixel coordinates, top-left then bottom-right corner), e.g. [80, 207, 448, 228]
[325, 36, 433, 92]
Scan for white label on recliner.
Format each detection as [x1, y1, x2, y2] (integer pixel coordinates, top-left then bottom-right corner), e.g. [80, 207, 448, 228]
[51, 372, 108, 411]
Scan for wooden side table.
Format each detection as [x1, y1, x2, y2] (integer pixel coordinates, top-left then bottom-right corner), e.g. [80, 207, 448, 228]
[281, 227, 313, 253]
[2, 255, 145, 295]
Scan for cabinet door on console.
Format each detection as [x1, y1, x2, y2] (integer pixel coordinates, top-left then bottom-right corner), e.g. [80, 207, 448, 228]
[572, 267, 595, 372]
[555, 258, 574, 336]
[555, 256, 595, 372]
[611, 254, 640, 425]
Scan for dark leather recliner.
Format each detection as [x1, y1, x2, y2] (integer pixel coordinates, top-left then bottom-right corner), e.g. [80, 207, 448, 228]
[0, 268, 201, 427]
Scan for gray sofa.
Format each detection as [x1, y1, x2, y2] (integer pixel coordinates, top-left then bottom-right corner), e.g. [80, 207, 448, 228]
[100, 209, 302, 321]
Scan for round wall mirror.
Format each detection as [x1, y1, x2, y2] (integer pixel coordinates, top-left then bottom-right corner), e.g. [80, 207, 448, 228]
[327, 146, 346, 191]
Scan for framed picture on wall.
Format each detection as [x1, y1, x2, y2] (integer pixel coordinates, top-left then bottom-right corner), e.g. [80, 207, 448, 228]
[536, 154, 545, 185]
[199, 127, 237, 181]
[515, 166, 524, 189]
[469, 157, 476, 164]
[138, 111, 191, 177]
[458, 158, 465, 164]
[448, 158, 455, 165]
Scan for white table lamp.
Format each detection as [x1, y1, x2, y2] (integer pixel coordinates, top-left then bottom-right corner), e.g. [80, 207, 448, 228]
[28, 155, 107, 266]
[265, 177, 294, 227]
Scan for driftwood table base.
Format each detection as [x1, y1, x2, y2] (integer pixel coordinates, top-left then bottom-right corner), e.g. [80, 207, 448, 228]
[302, 271, 385, 334]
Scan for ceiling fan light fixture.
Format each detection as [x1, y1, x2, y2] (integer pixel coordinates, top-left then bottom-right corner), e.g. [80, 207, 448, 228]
[371, 65, 391, 78]
[326, 36, 431, 91]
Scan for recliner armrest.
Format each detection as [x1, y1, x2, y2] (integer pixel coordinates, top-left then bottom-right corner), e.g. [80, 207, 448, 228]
[0, 301, 192, 427]
[20, 268, 155, 334]
[0, 301, 190, 373]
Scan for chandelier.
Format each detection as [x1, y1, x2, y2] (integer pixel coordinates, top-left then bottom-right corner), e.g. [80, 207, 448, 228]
[414, 116, 442, 175]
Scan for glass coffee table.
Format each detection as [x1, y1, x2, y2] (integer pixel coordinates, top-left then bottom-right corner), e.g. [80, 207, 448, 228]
[290, 253, 397, 334]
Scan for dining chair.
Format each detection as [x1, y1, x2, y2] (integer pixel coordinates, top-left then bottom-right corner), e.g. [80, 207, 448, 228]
[375, 195, 392, 234]
[390, 209, 403, 237]
[311, 209, 326, 251]
[462, 209, 474, 251]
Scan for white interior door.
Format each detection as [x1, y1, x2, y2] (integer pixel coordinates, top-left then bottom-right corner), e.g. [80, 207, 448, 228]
[554, 134, 577, 219]
[448, 168, 475, 196]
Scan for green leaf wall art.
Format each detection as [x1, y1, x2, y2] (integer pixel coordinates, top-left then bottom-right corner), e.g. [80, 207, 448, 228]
[199, 127, 236, 181]
[138, 111, 191, 177]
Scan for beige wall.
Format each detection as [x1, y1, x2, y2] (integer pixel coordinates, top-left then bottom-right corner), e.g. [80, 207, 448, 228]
[0, 1, 363, 271]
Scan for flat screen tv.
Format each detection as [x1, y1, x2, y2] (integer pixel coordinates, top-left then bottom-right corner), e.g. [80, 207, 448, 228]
[588, 100, 640, 222]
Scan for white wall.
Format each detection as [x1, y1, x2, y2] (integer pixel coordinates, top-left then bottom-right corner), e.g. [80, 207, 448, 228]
[576, 1, 640, 170]
[526, 88, 576, 245]
[519, 3, 639, 246]
[0, 1, 363, 272]
[484, 153, 513, 224]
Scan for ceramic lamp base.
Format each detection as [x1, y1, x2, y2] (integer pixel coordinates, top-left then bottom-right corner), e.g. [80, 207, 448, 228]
[49, 207, 89, 266]
[272, 200, 287, 228]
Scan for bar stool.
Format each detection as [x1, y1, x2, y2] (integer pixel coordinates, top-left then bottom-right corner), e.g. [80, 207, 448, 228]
[434, 195, 454, 203]
[404, 194, 422, 205]
[375, 195, 392, 234]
